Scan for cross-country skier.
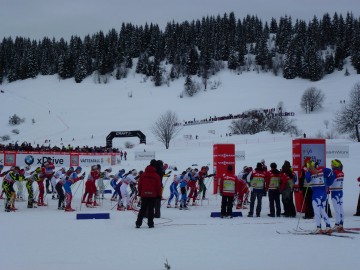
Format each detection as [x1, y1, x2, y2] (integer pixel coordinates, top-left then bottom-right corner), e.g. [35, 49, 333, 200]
[25, 167, 42, 208]
[98, 167, 112, 199]
[110, 169, 125, 201]
[186, 169, 198, 206]
[179, 171, 189, 210]
[43, 158, 55, 194]
[120, 169, 138, 210]
[50, 167, 66, 199]
[83, 165, 100, 208]
[3, 166, 20, 212]
[55, 167, 74, 210]
[167, 174, 181, 208]
[329, 159, 345, 232]
[63, 166, 85, 212]
[304, 159, 334, 234]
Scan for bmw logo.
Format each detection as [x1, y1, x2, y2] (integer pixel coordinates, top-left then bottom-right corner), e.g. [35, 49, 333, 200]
[24, 155, 34, 165]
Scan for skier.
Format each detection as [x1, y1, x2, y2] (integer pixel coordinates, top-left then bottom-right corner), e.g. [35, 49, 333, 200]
[167, 174, 180, 208]
[186, 169, 198, 206]
[110, 169, 125, 201]
[15, 168, 26, 201]
[179, 171, 189, 210]
[219, 165, 238, 218]
[83, 165, 100, 207]
[265, 162, 281, 217]
[36, 167, 47, 206]
[25, 167, 42, 208]
[299, 157, 314, 219]
[3, 166, 20, 212]
[329, 159, 345, 232]
[304, 159, 334, 234]
[248, 163, 266, 217]
[43, 158, 55, 194]
[98, 167, 112, 199]
[120, 169, 138, 210]
[63, 166, 85, 212]
[55, 167, 74, 210]
[50, 167, 66, 199]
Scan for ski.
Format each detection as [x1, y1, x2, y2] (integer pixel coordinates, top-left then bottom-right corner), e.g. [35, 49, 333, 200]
[298, 226, 359, 235]
[276, 230, 354, 239]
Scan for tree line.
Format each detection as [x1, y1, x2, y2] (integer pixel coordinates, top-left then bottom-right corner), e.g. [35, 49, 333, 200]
[0, 11, 359, 84]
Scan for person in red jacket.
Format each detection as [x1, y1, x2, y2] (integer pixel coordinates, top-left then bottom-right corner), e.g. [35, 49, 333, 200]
[354, 177, 360, 216]
[219, 165, 238, 218]
[136, 160, 162, 228]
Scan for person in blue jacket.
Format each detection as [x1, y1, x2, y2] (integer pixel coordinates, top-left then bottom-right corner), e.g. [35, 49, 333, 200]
[179, 171, 189, 210]
[304, 160, 334, 234]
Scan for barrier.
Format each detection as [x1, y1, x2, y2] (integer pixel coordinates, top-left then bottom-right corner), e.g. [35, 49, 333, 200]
[76, 213, 110, 220]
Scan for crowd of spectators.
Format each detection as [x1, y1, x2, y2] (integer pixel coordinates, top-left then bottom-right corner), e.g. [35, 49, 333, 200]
[178, 108, 295, 126]
[0, 141, 120, 153]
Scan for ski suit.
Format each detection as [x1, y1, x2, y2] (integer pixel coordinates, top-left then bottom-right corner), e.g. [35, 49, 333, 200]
[305, 166, 334, 229]
[120, 174, 137, 209]
[329, 169, 344, 227]
[3, 171, 18, 211]
[63, 170, 84, 211]
[168, 175, 181, 206]
[179, 173, 189, 209]
[50, 169, 65, 197]
[186, 171, 198, 204]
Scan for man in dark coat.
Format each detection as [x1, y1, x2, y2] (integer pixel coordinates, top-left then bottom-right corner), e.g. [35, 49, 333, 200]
[136, 160, 162, 228]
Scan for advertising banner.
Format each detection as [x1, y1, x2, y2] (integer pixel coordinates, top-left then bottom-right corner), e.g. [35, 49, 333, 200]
[16, 152, 70, 167]
[292, 138, 326, 212]
[0, 151, 120, 168]
[235, 151, 246, 160]
[213, 144, 235, 194]
[326, 144, 350, 158]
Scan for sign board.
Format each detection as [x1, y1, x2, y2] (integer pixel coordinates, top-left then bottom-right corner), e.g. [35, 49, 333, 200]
[235, 151, 245, 160]
[326, 145, 350, 158]
[134, 151, 155, 160]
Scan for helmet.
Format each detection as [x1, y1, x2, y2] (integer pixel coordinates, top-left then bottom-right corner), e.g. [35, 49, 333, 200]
[131, 169, 137, 175]
[106, 167, 112, 172]
[68, 167, 74, 172]
[331, 159, 342, 169]
[306, 161, 315, 169]
[76, 166, 82, 172]
[25, 165, 31, 171]
[119, 169, 125, 174]
[0, 164, 4, 170]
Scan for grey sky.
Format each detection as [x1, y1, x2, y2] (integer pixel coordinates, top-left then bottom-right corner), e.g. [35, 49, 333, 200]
[1, 0, 359, 40]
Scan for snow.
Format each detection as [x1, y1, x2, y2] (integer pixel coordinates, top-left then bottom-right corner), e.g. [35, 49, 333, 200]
[1, 1, 360, 268]
[1, 64, 360, 270]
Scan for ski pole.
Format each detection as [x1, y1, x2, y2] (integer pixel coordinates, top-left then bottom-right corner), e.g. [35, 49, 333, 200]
[295, 185, 309, 232]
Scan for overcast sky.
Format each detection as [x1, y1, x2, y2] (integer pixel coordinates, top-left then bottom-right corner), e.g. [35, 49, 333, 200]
[1, 0, 359, 40]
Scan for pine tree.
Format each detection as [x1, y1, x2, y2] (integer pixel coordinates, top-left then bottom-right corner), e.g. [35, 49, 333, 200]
[350, 23, 360, 73]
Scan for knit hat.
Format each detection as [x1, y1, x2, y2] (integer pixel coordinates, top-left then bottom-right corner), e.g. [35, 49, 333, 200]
[227, 165, 233, 172]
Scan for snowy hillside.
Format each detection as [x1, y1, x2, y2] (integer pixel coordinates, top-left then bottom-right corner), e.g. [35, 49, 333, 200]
[1, 60, 360, 270]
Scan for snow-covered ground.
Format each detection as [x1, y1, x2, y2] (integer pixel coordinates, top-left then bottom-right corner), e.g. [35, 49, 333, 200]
[1, 60, 360, 270]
